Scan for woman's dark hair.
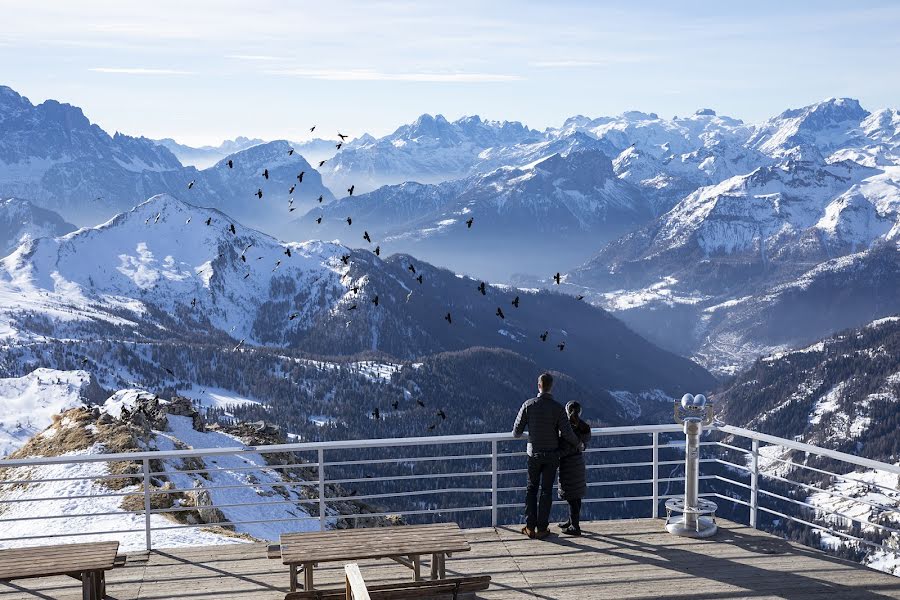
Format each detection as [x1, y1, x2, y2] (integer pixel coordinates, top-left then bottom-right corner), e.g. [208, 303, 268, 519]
[565, 401, 582, 418]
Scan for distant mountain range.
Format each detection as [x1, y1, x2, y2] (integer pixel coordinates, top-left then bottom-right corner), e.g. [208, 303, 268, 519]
[0, 197, 76, 256]
[153, 136, 338, 169]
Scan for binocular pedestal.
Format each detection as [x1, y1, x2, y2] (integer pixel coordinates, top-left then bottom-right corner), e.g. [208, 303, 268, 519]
[666, 397, 718, 538]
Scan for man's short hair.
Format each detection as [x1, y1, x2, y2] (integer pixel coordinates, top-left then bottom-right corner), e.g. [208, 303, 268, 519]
[538, 372, 554, 392]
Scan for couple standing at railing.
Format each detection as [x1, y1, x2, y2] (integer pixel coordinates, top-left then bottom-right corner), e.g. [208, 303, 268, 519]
[512, 372, 591, 538]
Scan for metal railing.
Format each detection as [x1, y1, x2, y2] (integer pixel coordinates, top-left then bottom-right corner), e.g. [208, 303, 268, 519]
[0, 423, 898, 563]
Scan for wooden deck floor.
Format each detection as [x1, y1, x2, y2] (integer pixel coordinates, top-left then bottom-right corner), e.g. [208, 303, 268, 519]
[2, 519, 899, 599]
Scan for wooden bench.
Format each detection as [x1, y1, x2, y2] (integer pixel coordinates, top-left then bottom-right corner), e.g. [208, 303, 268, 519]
[284, 563, 491, 600]
[274, 523, 473, 592]
[0, 541, 122, 600]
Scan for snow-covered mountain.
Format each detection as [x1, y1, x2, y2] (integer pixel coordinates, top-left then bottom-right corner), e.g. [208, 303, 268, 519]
[0, 197, 76, 257]
[0, 368, 103, 456]
[0, 86, 332, 237]
[153, 136, 265, 168]
[306, 148, 653, 280]
[321, 114, 540, 194]
[0, 193, 713, 395]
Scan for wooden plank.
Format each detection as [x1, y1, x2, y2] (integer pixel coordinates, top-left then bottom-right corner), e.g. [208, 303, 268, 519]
[344, 563, 370, 600]
[0, 542, 119, 581]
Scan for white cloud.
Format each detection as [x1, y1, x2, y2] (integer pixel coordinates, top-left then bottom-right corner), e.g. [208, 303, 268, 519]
[264, 68, 523, 82]
[88, 67, 194, 75]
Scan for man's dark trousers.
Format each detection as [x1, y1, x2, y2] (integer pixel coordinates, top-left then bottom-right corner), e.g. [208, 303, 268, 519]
[525, 452, 559, 531]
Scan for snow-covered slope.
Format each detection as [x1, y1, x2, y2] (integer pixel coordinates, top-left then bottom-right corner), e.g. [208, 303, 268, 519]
[0, 197, 76, 257]
[0, 368, 98, 456]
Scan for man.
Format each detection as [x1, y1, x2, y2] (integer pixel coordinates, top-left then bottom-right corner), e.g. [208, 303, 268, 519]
[512, 372, 583, 539]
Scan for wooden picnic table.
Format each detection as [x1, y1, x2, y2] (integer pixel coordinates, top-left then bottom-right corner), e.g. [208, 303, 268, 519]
[278, 523, 471, 592]
[0, 541, 120, 599]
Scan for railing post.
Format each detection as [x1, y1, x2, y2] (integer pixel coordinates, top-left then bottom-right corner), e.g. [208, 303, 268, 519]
[318, 448, 326, 531]
[142, 458, 152, 551]
[491, 440, 498, 528]
[750, 438, 759, 528]
[652, 432, 659, 519]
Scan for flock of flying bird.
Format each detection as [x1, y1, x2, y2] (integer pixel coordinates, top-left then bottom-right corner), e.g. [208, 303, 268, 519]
[146, 127, 581, 431]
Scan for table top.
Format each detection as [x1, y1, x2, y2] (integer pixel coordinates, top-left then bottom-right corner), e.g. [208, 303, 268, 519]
[0, 541, 120, 581]
[280, 523, 470, 565]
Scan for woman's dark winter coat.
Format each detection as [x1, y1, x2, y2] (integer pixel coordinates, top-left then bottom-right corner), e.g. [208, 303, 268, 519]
[558, 418, 591, 500]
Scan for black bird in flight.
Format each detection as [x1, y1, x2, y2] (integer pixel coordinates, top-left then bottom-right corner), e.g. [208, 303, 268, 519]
[416, 399, 426, 408]
[289, 184, 296, 194]
[374, 246, 381, 257]
[284, 247, 292, 257]
[289, 313, 300, 320]
[164, 367, 175, 376]
[310, 125, 316, 132]
[318, 160, 326, 167]
[338, 132, 349, 140]
[427, 423, 436, 431]
[154, 213, 161, 224]
[317, 195, 324, 203]
[350, 286, 359, 294]
[346, 217, 352, 226]
[256, 188, 263, 199]
[391, 400, 400, 410]
[576, 295, 585, 301]
[232, 339, 245, 352]
[341, 254, 350, 265]
[297, 171, 305, 182]
[316, 217, 322, 224]
[540, 331, 548, 342]
[363, 231, 371, 243]
[512, 296, 520, 308]
[288, 148, 294, 156]
[187, 180, 195, 189]
[190, 298, 196, 308]
[229, 223, 236, 235]
[244, 273, 250, 279]
[205, 217, 212, 226]
[186, 216, 192, 224]
[554, 272, 562, 285]
[336, 142, 343, 150]
[408, 263, 416, 274]
[347, 185, 355, 196]
[240, 254, 246, 263]
[263, 169, 269, 180]
[445, 312, 452, 324]
[227, 159, 233, 168]
[496, 307, 505, 319]
[416, 274, 423, 284]
[347, 304, 357, 311]
[372, 295, 379, 307]
[289, 207, 296, 212]
[372, 407, 380, 420]
[558, 341, 566, 351]
[466, 217, 474, 228]
[273, 260, 282, 271]
[477, 282, 486, 296]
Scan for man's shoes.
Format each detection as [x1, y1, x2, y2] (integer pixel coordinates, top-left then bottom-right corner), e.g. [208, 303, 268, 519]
[521, 526, 536, 538]
[561, 525, 581, 536]
[557, 520, 571, 529]
[535, 529, 553, 539]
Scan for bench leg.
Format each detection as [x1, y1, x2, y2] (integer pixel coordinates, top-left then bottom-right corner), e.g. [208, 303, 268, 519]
[430, 553, 438, 580]
[290, 564, 297, 592]
[81, 570, 103, 600]
[439, 553, 446, 579]
[412, 555, 421, 581]
[304, 562, 314, 591]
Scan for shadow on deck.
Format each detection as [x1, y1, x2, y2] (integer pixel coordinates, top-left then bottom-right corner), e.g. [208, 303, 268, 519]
[2, 519, 899, 599]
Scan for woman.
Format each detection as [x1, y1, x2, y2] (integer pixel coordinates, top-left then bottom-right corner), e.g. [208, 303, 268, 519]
[557, 400, 591, 535]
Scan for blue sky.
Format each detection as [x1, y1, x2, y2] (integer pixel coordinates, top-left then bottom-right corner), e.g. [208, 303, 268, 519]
[1, 0, 898, 146]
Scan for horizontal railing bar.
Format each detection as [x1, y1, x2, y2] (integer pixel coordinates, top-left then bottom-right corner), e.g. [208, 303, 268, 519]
[759, 455, 900, 496]
[152, 516, 320, 531]
[715, 458, 752, 473]
[714, 475, 752, 490]
[150, 462, 315, 477]
[717, 425, 900, 475]
[0, 424, 684, 467]
[587, 461, 653, 470]
[756, 506, 888, 552]
[148, 480, 319, 495]
[333, 506, 493, 520]
[758, 489, 900, 535]
[712, 493, 752, 508]
[325, 470, 491, 486]
[0, 509, 146, 523]
[759, 470, 900, 514]
[716, 441, 752, 455]
[327, 488, 492, 503]
[324, 454, 492, 468]
[0, 528, 147, 543]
